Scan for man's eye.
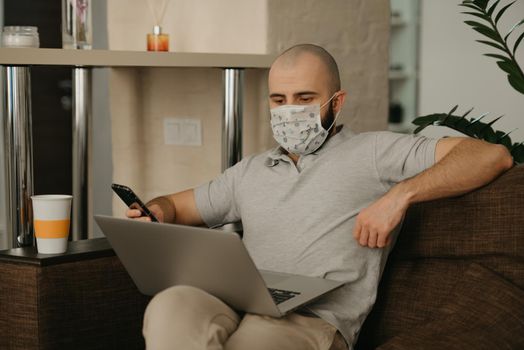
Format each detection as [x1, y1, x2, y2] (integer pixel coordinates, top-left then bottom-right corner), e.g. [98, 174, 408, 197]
[300, 97, 313, 103]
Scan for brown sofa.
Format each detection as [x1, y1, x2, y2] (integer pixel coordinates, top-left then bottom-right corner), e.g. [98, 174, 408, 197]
[355, 165, 524, 349]
[2, 166, 522, 349]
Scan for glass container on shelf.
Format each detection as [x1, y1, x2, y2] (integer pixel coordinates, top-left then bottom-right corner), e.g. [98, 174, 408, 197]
[1, 26, 40, 48]
[146, 0, 171, 52]
[147, 25, 169, 52]
[62, 0, 92, 49]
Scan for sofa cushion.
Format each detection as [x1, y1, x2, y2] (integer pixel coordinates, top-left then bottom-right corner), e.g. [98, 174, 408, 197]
[356, 259, 470, 349]
[376, 263, 524, 350]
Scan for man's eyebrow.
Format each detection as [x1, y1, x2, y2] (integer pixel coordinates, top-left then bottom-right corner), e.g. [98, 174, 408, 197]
[295, 91, 318, 97]
[269, 91, 319, 98]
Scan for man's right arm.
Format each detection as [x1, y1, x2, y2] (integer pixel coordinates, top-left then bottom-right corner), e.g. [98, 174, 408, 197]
[125, 189, 205, 226]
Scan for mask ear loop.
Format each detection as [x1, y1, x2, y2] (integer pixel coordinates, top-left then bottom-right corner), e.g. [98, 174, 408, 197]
[323, 92, 343, 133]
[320, 92, 338, 110]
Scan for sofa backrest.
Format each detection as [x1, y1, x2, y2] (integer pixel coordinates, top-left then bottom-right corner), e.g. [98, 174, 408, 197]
[394, 164, 524, 263]
[355, 165, 524, 349]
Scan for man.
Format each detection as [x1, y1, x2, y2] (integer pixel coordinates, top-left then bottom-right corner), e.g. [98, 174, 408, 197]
[127, 44, 513, 350]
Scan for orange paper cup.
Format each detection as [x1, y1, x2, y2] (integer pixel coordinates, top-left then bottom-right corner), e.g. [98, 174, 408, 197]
[31, 195, 72, 254]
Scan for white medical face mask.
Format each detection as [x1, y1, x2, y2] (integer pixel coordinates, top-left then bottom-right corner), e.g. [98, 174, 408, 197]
[270, 93, 341, 156]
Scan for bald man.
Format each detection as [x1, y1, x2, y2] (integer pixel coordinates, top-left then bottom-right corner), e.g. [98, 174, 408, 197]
[127, 44, 512, 350]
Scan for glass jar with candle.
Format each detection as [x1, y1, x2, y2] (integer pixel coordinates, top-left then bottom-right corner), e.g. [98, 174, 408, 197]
[146, 0, 171, 52]
[1, 26, 40, 48]
[147, 25, 169, 52]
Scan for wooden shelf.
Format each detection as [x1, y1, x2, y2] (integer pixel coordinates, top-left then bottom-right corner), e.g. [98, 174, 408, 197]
[0, 238, 114, 266]
[0, 48, 274, 68]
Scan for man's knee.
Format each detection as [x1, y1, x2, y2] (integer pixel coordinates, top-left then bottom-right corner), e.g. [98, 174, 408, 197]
[144, 285, 239, 331]
[143, 285, 240, 349]
[145, 285, 208, 321]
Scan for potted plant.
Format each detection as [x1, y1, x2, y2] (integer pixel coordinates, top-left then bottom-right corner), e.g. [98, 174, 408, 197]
[412, 0, 524, 162]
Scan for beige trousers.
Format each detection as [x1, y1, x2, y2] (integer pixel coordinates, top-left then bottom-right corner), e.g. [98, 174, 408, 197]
[142, 285, 348, 350]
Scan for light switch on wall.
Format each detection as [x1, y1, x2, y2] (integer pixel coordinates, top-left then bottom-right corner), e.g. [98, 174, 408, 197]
[164, 118, 202, 146]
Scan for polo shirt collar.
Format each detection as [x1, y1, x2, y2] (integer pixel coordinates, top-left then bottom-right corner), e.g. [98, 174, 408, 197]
[265, 125, 354, 167]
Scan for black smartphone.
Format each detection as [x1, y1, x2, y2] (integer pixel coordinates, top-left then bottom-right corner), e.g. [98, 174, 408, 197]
[111, 183, 159, 222]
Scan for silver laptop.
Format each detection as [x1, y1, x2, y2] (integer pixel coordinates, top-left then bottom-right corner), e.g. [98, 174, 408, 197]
[94, 215, 344, 318]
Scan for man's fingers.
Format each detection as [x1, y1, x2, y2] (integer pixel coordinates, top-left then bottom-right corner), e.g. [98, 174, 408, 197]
[126, 209, 153, 222]
[126, 209, 143, 218]
[359, 228, 369, 246]
[353, 220, 362, 240]
[376, 232, 388, 248]
[367, 231, 378, 248]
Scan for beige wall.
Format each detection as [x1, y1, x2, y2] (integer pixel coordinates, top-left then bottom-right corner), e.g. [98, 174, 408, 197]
[110, 67, 271, 215]
[107, 0, 390, 215]
[267, 0, 390, 132]
[108, 0, 267, 53]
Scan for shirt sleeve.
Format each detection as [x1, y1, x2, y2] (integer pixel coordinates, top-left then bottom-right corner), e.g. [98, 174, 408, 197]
[374, 132, 439, 188]
[193, 158, 248, 228]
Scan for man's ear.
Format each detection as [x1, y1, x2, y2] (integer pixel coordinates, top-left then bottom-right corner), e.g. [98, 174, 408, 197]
[333, 90, 347, 112]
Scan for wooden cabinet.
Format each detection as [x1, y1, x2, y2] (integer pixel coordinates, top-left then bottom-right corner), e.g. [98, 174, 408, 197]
[0, 238, 149, 349]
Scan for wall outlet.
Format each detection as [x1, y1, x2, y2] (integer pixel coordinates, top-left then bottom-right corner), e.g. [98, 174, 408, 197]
[164, 118, 202, 146]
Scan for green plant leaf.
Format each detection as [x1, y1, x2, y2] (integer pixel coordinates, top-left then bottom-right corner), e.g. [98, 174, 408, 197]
[513, 31, 524, 54]
[412, 114, 442, 125]
[473, 0, 489, 10]
[460, 3, 485, 12]
[461, 11, 492, 21]
[497, 60, 522, 77]
[508, 74, 524, 94]
[472, 26, 504, 44]
[412, 109, 523, 163]
[495, 1, 515, 24]
[496, 129, 514, 148]
[413, 125, 428, 134]
[482, 127, 498, 143]
[465, 20, 494, 32]
[511, 145, 524, 163]
[484, 53, 511, 61]
[461, 107, 475, 119]
[477, 39, 507, 52]
[461, 0, 484, 8]
[486, 115, 504, 127]
[511, 143, 524, 163]
[504, 19, 524, 41]
[487, 0, 502, 16]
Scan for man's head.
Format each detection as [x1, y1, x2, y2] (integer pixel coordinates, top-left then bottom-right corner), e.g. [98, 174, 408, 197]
[268, 44, 346, 132]
[269, 44, 346, 127]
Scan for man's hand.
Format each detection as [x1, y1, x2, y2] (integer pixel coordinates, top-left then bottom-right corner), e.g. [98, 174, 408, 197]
[353, 187, 410, 248]
[124, 190, 205, 226]
[125, 203, 165, 223]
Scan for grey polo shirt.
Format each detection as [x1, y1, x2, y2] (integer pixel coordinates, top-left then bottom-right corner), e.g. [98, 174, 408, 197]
[194, 126, 438, 348]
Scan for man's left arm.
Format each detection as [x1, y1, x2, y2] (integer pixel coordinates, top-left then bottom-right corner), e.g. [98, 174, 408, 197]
[353, 137, 514, 248]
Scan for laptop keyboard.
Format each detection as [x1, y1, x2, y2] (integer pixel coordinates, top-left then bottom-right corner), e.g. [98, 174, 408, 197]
[268, 288, 301, 304]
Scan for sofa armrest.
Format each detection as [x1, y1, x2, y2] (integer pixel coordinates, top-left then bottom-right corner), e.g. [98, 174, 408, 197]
[376, 263, 524, 350]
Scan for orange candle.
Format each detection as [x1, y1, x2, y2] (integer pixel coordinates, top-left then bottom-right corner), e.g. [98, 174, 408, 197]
[147, 25, 169, 52]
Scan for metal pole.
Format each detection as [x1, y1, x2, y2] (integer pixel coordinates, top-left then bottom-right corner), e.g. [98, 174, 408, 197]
[72, 67, 91, 240]
[222, 69, 244, 171]
[3, 66, 34, 248]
